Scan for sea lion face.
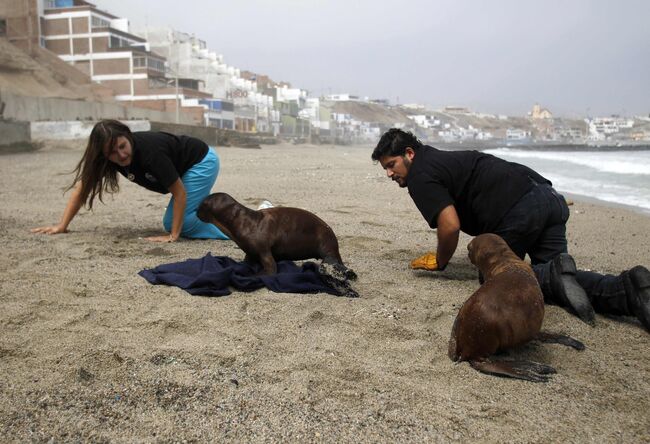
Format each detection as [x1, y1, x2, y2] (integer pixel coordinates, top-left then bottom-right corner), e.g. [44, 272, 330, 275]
[197, 193, 234, 223]
[196, 193, 239, 239]
[468, 234, 509, 267]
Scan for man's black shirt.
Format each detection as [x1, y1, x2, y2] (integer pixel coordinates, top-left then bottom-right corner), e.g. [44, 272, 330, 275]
[118, 132, 209, 194]
[407, 145, 550, 235]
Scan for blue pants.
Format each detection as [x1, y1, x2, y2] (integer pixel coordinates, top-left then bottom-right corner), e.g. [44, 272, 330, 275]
[162, 147, 228, 240]
[493, 182, 628, 315]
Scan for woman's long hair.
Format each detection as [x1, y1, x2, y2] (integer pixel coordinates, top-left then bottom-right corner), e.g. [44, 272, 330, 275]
[67, 120, 134, 210]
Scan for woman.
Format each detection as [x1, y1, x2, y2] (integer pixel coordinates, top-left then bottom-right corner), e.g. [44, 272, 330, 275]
[32, 119, 228, 242]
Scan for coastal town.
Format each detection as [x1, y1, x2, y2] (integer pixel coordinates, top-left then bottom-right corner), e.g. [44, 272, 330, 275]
[2, 0, 649, 149]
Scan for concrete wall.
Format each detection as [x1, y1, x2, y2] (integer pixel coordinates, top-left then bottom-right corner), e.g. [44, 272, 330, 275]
[27, 119, 276, 148]
[150, 121, 276, 148]
[0, 119, 31, 145]
[0, 89, 197, 125]
[150, 121, 221, 146]
[30, 120, 151, 140]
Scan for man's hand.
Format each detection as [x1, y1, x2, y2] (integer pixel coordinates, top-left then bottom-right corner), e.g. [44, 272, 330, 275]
[410, 252, 439, 271]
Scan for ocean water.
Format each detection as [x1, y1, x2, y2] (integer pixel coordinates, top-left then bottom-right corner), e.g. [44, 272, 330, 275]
[483, 148, 650, 214]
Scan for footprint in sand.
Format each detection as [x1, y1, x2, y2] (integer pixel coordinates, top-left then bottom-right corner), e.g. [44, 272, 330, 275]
[361, 220, 386, 227]
[341, 235, 391, 249]
[145, 247, 172, 256]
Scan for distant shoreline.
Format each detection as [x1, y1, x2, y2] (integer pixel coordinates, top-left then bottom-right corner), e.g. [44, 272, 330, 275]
[433, 140, 650, 152]
[563, 192, 650, 218]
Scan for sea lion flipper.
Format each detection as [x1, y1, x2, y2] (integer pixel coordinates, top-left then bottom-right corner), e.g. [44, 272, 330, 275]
[317, 262, 359, 298]
[507, 359, 556, 375]
[334, 263, 357, 281]
[469, 359, 554, 383]
[536, 331, 586, 351]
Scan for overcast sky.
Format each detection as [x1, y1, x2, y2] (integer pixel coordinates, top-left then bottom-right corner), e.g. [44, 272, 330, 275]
[91, 0, 650, 117]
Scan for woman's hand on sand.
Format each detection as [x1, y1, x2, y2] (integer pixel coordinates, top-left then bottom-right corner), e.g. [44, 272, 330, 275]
[31, 225, 68, 235]
[145, 234, 177, 243]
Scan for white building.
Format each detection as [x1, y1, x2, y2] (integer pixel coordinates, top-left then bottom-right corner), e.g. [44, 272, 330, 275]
[407, 114, 441, 129]
[137, 26, 276, 132]
[276, 85, 307, 103]
[587, 117, 634, 140]
[506, 128, 532, 141]
[324, 93, 366, 102]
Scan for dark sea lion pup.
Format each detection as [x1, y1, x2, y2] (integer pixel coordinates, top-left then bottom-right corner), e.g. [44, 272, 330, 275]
[448, 233, 584, 382]
[197, 192, 358, 297]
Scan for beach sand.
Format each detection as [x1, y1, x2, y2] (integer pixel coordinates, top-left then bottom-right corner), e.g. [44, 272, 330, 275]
[1, 142, 649, 442]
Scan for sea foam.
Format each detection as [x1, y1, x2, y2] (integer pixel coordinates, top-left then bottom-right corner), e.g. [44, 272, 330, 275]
[485, 148, 650, 213]
[485, 148, 650, 176]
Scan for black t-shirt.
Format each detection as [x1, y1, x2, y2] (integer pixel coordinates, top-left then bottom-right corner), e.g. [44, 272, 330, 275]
[407, 145, 550, 235]
[118, 131, 209, 194]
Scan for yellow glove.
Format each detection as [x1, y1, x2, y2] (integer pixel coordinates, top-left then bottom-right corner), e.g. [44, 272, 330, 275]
[410, 252, 438, 271]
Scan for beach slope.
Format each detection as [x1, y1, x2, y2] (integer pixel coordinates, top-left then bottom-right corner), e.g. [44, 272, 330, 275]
[1, 143, 649, 442]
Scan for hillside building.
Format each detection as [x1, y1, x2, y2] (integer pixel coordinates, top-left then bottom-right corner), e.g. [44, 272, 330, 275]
[587, 116, 634, 140]
[135, 27, 280, 132]
[530, 103, 553, 119]
[38, 0, 209, 124]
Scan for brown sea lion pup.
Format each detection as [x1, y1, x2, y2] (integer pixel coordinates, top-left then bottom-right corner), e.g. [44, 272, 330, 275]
[197, 192, 358, 297]
[448, 233, 584, 382]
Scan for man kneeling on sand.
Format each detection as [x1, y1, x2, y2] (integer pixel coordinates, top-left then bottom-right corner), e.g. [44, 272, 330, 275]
[372, 128, 650, 331]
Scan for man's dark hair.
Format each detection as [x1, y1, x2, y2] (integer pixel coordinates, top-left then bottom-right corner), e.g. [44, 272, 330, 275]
[371, 128, 423, 161]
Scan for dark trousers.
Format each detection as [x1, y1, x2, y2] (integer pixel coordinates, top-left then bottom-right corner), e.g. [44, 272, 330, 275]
[492, 182, 628, 315]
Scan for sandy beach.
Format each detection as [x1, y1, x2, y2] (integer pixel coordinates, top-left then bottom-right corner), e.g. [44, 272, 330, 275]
[1, 141, 649, 442]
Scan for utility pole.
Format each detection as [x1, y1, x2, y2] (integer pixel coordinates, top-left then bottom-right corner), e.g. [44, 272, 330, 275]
[25, 0, 33, 54]
[175, 72, 179, 124]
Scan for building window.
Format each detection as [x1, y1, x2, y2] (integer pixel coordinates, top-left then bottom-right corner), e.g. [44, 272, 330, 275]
[91, 16, 110, 28]
[46, 0, 74, 8]
[134, 56, 164, 72]
[110, 35, 133, 49]
[133, 56, 146, 68]
[148, 58, 164, 72]
[0, 19, 6, 37]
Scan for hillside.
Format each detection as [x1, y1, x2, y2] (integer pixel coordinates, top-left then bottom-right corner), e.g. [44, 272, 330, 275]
[0, 37, 114, 101]
[329, 100, 412, 125]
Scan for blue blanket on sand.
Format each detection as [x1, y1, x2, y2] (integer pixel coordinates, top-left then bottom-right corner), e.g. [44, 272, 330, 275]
[138, 253, 341, 297]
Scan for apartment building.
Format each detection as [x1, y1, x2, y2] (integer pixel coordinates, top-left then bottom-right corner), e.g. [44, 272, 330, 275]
[139, 27, 280, 132]
[40, 0, 208, 124]
[506, 128, 532, 141]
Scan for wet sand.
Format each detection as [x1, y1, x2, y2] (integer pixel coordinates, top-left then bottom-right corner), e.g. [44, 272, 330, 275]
[1, 142, 649, 442]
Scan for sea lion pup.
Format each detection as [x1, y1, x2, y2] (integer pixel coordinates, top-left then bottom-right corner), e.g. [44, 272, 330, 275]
[448, 233, 584, 382]
[197, 192, 358, 297]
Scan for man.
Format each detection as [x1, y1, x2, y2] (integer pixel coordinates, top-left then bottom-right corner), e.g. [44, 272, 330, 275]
[372, 128, 650, 331]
